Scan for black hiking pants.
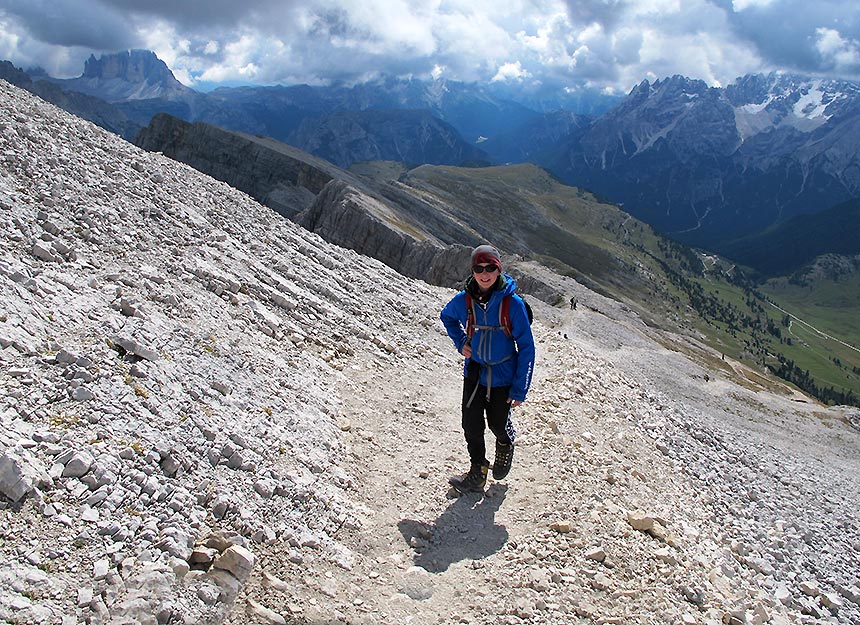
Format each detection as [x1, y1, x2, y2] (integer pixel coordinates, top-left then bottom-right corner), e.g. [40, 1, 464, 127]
[461, 375, 516, 466]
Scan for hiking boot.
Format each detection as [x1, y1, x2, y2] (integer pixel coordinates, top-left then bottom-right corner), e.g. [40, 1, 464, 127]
[492, 442, 514, 480]
[449, 462, 489, 493]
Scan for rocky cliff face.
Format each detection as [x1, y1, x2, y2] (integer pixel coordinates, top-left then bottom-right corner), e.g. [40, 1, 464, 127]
[82, 49, 173, 84]
[297, 180, 472, 286]
[134, 113, 337, 219]
[55, 49, 194, 103]
[0, 60, 31, 89]
[134, 113, 479, 290]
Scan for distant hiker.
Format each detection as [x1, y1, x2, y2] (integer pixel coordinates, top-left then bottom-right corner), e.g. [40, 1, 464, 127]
[569, 296, 577, 310]
[440, 245, 536, 493]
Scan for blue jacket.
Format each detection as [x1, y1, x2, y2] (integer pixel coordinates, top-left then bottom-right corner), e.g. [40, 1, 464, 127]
[440, 274, 535, 402]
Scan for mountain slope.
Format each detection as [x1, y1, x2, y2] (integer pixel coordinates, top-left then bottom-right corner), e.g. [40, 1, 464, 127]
[2, 80, 859, 625]
[0, 60, 140, 139]
[133, 112, 674, 307]
[0, 77, 444, 623]
[721, 198, 860, 275]
[132, 113, 476, 288]
[132, 108, 860, 405]
[286, 108, 490, 168]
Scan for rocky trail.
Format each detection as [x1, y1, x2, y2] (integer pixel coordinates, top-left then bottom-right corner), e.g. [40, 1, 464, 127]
[231, 296, 860, 625]
[1, 80, 859, 625]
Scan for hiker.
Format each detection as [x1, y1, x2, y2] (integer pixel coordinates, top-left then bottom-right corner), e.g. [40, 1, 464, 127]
[569, 296, 577, 310]
[440, 245, 536, 493]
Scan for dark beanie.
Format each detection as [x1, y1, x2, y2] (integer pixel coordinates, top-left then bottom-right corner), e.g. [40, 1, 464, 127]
[471, 244, 502, 269]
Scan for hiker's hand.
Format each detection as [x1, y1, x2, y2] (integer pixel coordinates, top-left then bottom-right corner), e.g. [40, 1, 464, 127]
[507, 398, 523, 408]
[461, 344, 472, 358]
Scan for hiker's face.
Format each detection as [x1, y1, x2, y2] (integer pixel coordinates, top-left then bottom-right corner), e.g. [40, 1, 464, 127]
[472, 264, 499, 289]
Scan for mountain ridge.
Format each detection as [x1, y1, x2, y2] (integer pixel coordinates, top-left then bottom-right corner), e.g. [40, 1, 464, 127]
[5, 51, 860, 290]
[6, 50, 860, 273]
[547, 72, 860, 253]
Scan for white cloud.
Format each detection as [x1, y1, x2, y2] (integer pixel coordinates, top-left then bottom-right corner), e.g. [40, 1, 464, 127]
[1, 0, 858, 94]
[491, 61, 531, 82]
[196, 33, 264, 83]
[815, 27, 860, 72]
[732, 0, 776, 11]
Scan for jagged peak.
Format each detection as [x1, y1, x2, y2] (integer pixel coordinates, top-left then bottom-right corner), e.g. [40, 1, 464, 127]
[82, 49, 176, 84]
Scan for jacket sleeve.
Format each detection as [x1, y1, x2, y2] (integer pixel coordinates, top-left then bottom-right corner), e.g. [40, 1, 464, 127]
[440, 292, 469, 353]
[509, 295, 535, 402]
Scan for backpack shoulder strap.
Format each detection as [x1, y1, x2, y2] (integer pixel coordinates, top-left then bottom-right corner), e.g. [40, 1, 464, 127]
[499, 294, 513, 338]
[465, 292, 476, 338]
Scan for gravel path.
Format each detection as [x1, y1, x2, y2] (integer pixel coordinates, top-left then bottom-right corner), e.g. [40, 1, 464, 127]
[231, 294, 860, 625]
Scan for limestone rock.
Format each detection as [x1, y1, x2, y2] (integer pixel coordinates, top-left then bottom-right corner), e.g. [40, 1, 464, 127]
[247, 598, 287, 625]
[212, 545, 255, 581]
[0, 448, 50, 502]
[61, 451, 94, 478]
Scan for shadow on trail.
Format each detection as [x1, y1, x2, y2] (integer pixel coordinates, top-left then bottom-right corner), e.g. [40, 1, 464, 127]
[397, 484, 508, 573]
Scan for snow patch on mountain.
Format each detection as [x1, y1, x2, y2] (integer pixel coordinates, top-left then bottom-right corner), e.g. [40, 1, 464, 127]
[793, 81, 831, 120]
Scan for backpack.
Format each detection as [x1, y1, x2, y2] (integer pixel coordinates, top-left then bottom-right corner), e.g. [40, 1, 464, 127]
[465, 292, 533, 339]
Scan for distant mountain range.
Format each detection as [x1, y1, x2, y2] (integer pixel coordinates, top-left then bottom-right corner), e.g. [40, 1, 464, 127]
[4, 49, 860, 275]
[8, 50, 597, 155]
[286, 109, 489, 168]
[546, 74, 860, 256]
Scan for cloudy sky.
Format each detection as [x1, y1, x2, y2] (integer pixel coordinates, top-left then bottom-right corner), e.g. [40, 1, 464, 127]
[1, 0, 859, 95]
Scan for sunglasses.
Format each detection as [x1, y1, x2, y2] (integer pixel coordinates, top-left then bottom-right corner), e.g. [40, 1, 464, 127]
[472, 264, 499, 274]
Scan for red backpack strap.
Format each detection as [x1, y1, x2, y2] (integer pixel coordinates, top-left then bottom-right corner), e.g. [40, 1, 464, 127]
[465, 293, 476, 338]
[500, 295, 513, 338]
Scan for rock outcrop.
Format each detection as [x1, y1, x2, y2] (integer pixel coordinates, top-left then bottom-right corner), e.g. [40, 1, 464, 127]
[297, 180, 471, 287]
[51, 49, 195, 103]
[134, 113, 336, 219]
[134, 113, 562, 297]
